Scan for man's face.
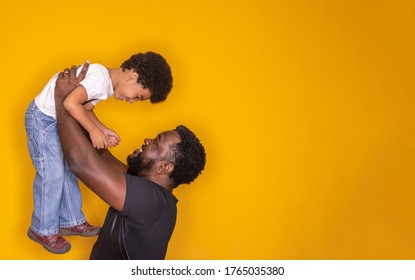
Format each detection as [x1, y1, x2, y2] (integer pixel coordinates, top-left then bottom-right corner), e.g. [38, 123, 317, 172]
[127, 153, 154, 175]
[127, 130, 181, 176]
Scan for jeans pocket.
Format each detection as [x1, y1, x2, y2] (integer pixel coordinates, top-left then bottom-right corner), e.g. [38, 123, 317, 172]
[28, 138, 43, 168]
[42, 121, 58, 146]
[25, 117, 34, 141]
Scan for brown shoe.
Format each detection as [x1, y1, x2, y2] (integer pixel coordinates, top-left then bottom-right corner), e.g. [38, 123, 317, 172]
[27, 228, 71, 254]
[59, 221, 101, 237]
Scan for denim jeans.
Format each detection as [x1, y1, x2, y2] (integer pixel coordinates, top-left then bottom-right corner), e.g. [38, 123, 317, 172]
[25, 100, 86, 235]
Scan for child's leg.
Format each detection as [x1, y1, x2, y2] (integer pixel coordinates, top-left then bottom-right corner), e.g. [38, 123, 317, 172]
[59, 164, 86, 228]
[25, 101, 63, 236]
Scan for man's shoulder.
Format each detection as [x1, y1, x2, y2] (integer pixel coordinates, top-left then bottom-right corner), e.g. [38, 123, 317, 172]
[124, 174, 175, 199]
[122, 174, 177, 215]
[125, 174, 158, 192]
[125, 173, 151, 184]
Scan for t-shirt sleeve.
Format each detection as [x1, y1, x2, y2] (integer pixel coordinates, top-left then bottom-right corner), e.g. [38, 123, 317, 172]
[79, 65, 113, 106]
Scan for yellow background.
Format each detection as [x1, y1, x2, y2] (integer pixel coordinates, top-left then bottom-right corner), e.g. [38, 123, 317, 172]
[1, 0, 415, 259]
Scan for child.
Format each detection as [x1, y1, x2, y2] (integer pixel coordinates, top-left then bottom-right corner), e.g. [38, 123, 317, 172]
[25, 52, 173, 254]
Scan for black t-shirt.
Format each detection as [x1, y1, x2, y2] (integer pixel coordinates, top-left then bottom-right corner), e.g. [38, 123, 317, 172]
[89, 174, 178, 260]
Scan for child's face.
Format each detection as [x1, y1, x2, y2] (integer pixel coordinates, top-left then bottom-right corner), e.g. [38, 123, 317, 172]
[114, 71, 152, 103]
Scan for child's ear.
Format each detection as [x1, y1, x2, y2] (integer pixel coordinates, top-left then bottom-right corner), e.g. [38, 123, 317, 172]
[131, 71, 139, 80]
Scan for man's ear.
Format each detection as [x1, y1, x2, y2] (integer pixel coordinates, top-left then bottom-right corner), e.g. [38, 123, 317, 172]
[156, 161, 174, 175]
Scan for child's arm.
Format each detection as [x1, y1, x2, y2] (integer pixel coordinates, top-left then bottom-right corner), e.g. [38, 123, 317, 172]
[63, 85, 108, 149]
[84, 102, 121, 148]
[83, 102, 106, 131]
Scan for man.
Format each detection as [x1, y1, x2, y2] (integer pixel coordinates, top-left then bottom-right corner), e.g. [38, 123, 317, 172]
[54, 63, 206, 259]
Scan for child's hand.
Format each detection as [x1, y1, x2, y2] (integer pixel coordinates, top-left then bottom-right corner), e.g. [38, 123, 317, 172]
[90, 127, 108, 149]
[107, 136, 120, 148]
[102, 127, 121, 148]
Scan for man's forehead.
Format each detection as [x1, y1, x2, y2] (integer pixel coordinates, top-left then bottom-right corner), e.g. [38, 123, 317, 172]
[159, 130, 181, 142]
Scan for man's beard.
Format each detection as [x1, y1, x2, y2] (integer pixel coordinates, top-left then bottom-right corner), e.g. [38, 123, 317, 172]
[127, 154, 155, 176]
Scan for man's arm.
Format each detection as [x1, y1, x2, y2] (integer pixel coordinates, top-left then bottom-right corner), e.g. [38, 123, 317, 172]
[95, 149, 128, 174]
[55, 64, 126, 211]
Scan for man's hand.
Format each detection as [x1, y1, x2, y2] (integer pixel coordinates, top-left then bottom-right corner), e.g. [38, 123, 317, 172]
[55, 62, 89, 101]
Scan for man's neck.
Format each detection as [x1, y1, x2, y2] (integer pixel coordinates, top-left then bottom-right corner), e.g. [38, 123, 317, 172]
[127, 169, 174, 192]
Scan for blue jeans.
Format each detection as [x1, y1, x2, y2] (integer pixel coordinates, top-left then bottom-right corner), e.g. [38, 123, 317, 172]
[25, 100, 86, 235]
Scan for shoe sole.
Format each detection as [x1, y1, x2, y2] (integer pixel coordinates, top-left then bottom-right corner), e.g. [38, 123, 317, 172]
[59, 228, 100, 237]
[27, 229, 71, 254]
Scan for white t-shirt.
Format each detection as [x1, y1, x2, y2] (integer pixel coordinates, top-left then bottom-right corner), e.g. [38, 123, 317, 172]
[34, 63, 113, 119]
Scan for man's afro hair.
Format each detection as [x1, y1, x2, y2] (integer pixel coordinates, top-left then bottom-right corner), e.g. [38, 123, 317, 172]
[170, 125, 206, 186]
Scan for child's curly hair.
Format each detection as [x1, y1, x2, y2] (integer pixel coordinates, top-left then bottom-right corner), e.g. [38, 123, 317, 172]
[121, 52, 173, 103]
